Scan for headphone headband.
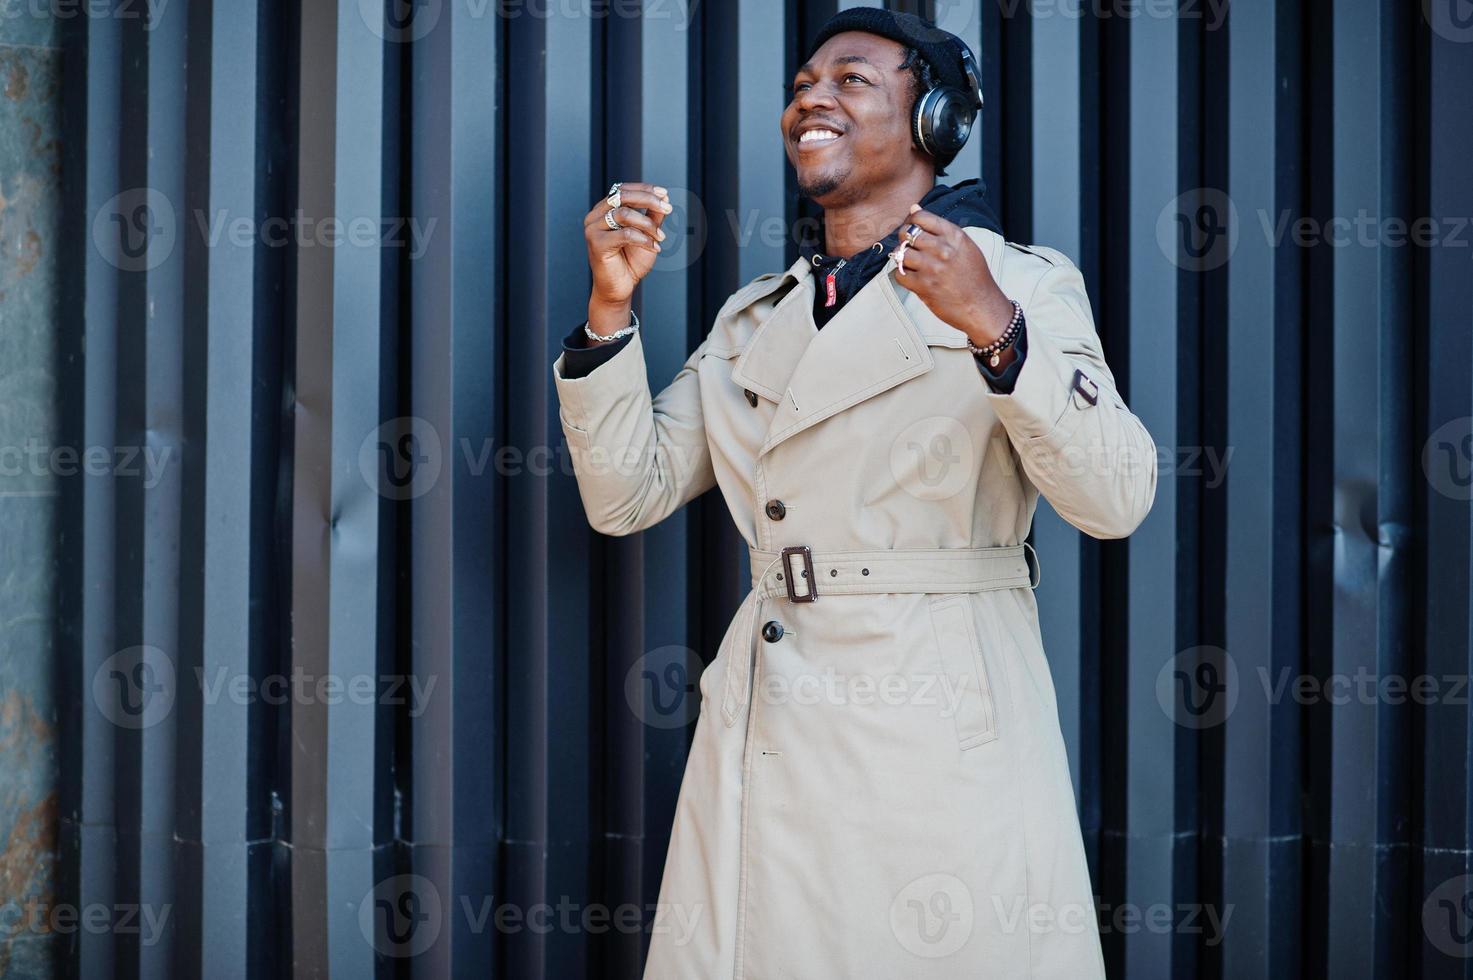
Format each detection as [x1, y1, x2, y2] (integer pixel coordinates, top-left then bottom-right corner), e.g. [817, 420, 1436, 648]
[955, 41, 984, 110]
[911, 37, 984, 165]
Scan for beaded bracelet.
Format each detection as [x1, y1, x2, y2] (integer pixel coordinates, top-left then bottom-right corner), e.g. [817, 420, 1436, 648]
[968, 300, 1023, 368]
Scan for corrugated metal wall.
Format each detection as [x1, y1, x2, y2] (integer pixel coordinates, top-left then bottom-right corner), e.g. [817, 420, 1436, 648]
[31, 0, 1472, 977]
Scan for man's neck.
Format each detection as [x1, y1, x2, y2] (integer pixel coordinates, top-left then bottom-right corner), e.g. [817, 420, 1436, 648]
[821, 174, 937, 258]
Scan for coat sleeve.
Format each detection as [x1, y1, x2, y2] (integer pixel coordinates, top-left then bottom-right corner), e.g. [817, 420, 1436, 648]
[552, 329, 717, 536]
[986, 251, 1158, 539]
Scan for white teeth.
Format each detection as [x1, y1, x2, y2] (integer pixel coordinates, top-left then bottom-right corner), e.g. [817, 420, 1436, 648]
[799, 129, 841, 144]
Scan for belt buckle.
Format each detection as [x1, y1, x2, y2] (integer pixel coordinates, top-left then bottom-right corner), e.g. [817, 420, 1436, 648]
[780, 545, 818, 602]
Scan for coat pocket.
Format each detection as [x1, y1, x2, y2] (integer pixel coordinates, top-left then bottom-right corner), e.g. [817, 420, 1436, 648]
[926, 595, 1000, 750]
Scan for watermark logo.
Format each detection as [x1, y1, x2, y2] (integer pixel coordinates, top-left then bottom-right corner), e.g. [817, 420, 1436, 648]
[1156, 645, 1238, 729]
[1425, 0, 1473, 43]
[1424, 417, 1473, 501]
[358, 0, 441, 42]
[360, 874, 444, 958]
[889, 872, 974, 959]
[93, 187, 176, 273]
[359, 416, 444, 501]
[92, 646, 176, 730]
[890, 416, 975, 502]
[648, 186, 706, 274]
[625, 646, 703, 729]
[1425, 875, 1473, 958]
[1157, 188, 1239, 272]
[890, 1, 973, 42]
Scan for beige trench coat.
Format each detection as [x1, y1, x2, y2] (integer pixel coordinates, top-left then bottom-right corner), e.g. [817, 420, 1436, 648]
[553, 227, 1157, 979]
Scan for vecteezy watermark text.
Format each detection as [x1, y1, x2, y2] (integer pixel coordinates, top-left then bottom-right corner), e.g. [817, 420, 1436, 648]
[358, 874, 704, 958]
[0, 439, 173, 492]
[0, 900, 172, 946]
[193, 209, 437, 259]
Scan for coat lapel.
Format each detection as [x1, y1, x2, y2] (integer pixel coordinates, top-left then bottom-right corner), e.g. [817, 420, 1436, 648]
[756, 253, 936, 457]
[728, 255, 819, 403]
[726, 240, 994, 458]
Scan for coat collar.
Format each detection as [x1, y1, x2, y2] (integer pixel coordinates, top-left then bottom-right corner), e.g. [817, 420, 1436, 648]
[730, 251, 957, 458]
[727, 253, 818, 404]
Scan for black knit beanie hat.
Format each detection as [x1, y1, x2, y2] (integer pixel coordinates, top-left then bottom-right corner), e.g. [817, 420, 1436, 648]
[806, 9, 978, 173]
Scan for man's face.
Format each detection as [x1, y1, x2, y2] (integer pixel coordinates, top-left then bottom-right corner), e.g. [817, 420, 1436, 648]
[781, 31, 927, 208]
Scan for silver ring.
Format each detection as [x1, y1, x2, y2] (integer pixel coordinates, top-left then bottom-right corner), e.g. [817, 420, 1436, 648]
[606, 181, 623, 210]
[605, 207, 622, 231]
[904, 224, 924, 243]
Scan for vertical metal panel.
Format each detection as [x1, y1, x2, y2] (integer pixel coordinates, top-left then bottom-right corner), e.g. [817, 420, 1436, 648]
[599, 8, 647, 976]
[57, 6, 122, 979]
[1223, 0, 1304, 977]
[112, 1, 188, 975]
[503, 5, 597, 976]
[405, 1, 503, 976]
[1125, 3, 1184, 975]
[1322, 0, 1415, 973]
[175, 0, 260, 976]
[935, 0, 984, 184]
[288, 1, 387, 975]
[736, 0, 788, 283]
[1419, 4, 1473, 978]
[1028, 0, 1086, 806]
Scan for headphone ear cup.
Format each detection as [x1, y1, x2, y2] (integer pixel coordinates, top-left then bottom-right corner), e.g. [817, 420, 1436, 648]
[911, 87, 940, 154]
[913, 86, 977, 159]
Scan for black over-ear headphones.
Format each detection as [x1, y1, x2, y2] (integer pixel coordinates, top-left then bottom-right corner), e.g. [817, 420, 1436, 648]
[911, 39, 984, 160]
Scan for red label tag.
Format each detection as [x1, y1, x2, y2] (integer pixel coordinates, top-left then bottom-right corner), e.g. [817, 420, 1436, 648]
[825, 273, 837, 307]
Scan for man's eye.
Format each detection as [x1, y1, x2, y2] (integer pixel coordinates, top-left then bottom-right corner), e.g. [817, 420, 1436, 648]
[791, 81, 810, 92]
[844, 74, 868, 84]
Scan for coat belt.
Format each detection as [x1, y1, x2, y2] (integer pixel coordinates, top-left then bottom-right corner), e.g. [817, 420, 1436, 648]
[748, 543, 1039, 600]
[720, 544, 1040, 727]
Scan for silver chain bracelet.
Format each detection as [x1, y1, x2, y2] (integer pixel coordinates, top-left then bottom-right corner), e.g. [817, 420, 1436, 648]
[585, 309, 640, 344]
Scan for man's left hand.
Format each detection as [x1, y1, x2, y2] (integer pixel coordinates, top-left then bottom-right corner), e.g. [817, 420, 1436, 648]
[894, 205, 1016, 351]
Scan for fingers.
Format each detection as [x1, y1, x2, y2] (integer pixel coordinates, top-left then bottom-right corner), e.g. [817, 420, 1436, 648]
[583, 189, 671, 226]
[585, 182, 673, 226]
[585, 182, 673, 258]
[904, 206, 960, 239]
[894, 240, 935, 280]
[901, 208, 958, 267]
[590, 223, 662, 255]
[894, 215, 955, 280]
[601, 205, 666, 242]
[901, 211, 958, 254]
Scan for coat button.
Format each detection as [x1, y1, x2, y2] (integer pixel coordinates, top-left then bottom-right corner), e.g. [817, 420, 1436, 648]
[745, 389, 759, 407]
[764, 500, 786, 521]
[761, 621, 784, 643]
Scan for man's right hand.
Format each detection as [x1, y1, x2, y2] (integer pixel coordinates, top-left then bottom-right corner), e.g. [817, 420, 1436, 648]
[582, 182, 672, 340]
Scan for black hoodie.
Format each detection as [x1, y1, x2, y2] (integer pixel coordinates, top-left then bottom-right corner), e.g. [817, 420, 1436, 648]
[797, 178, 1004, 329]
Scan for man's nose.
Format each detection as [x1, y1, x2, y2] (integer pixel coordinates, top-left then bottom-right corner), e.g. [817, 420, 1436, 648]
[794, 84, 837, 112]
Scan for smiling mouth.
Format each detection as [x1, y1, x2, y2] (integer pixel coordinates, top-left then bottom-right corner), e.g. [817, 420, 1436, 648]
[796, 128, 844, 147]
